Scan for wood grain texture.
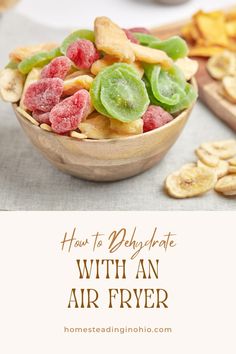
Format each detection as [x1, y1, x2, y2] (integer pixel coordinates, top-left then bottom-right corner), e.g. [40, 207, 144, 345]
[152, 21, 236, 132]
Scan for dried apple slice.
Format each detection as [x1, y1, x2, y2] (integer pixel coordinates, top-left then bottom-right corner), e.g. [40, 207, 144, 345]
[165, 164, 217, 198]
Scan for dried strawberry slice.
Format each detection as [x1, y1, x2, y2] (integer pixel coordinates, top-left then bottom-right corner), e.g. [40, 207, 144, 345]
[142, 105, 173, 132]
[49, 89, 91, 134]
[32, 110, 51, 124]
[128, 27, 151, 34]
[40, 56, 71, 80]
[23, 78, 64, 112]
[66, 39, 100, 69]
[123, 29, 139, 44]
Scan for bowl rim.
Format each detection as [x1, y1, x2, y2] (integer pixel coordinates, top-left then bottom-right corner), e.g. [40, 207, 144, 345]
[13, 77, 197, 144]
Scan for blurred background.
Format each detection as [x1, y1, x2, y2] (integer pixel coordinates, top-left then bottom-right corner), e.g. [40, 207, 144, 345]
[1, 0, 236, 29]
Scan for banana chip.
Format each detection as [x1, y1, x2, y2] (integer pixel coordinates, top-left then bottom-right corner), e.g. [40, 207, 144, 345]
[110, 118, 143, 135]
[175, 57, 198, 81]
[222, 76, 236, 102]
[94, 17, 135, 63]
[9, 42, 58, 62]
[215, 174, 236, 195]
[206, 51, 236, 80]
[229, 156, 236, 166]
[200, 140, 236, 160]
[197, 159, 229, 179]
[16, 106, 39, 126]
[70, 131, 87, 139]
[165, 164, 217, 199]
[63, 75, 93, 95]
[20, 67, 41, 109]
[79, 114, 112, 139]
[195, 147, 219, 167]
[0, 68, 25, 102]
[40, 123, 52, 132]
[228, 166, 236, 174]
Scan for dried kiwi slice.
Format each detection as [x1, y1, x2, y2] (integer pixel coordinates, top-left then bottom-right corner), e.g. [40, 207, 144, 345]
[90, 63, 149, 122]
[18, 47, 62, 74]
[60, 29, 95, 54]
[145, 64, 186, 105]
[150, 36, 188, 60]
[133, 33, 159, 46]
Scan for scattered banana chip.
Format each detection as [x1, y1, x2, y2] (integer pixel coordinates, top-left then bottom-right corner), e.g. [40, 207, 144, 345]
[229, 156, 236, 166]
[0, 68, 25, 102]
[175, 57, 198, 81]
[16, 106, 39, 126]
[200, 140, 236, 160]
[94, 17, 135, 63]
[228, 166, 236, 174]
[215, 174, 236, 195]
[9, 42, 58, 62]
[20, 67, 41, 109]
[195, 147, 219, 167]
[222, 76, 236, 103]
[197, 159, 229, 179]
[40, 123, 52, 132]
[165, 164, 217, 199]
[63, 75, 93, 95]
[131, 43, 172, 68]
[70, 131, 87, 139]
[206, 51, 236, 80]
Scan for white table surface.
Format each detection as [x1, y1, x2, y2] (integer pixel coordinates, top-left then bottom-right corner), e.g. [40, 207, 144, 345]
[0, 0, 235, 210]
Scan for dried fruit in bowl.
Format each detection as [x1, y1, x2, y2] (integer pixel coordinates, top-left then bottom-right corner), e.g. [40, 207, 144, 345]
[0, 16, 197, 140]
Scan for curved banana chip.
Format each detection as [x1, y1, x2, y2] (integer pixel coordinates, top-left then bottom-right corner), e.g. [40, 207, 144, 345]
[222, 76, 236, 103]
[206, 51, 236, 80]
[165, 163, 217, 199]
[195, 147, 219, 167]
[200, 140, 236, 160]
[228, 166, 236, 174]
[229, 156, 236, 166]
[63, 75, 93, 96]
[0, 68, 25, 102]
[215, 175, 236, 195]
[175, 57, 198, 81]
[197, 159, 229, 179]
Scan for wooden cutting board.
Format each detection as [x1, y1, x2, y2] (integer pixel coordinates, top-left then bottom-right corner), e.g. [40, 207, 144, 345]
[152, 21, 236, 132]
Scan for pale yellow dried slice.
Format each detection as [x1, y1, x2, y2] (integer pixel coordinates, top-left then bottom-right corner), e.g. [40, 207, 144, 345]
[0, 68, 25, 102]
[228, 166, 236, 174]
[16, 106, 39, 126]
[195, 147, 219, 167]
[206, 51, 236, 80]
[222, 76, 236, 102]
[20, 67, 41, 109]
[130, 43, 172, 68]
[9, 42, 58, 62]
[175, 57, 199, 81]
[65, 70, 91, 80]
[201, 140, 236, 160]
[229, 156, 236, 166]
[63, 75, 93, 95]
[91, 55, 144, 77]
[197, 159, 229, 179]
[220, 85, 236, 103]
[94, 17, 135, 63]
[110, 118, 143, 135]
[70, 131, 87, 139]
[79, 113, 112, 139]
[165, 164, 217, 199]
[40, 123, 52, 132]
[215, 174, 236, 195]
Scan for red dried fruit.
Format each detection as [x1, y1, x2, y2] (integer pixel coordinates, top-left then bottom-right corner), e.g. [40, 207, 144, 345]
[32, 110, 51, 124]
[49, 89, 91, 134]
[128, 27, 151, 34]
[142, 105, 173, 132]
[66, 39, 100, 69]
[24, 78, 64, 112]
[40, 56, 71, 80]
[123, 29, 139, 44]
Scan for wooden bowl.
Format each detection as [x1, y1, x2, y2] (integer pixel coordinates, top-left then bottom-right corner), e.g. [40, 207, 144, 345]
[13, 79, 196, 182]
